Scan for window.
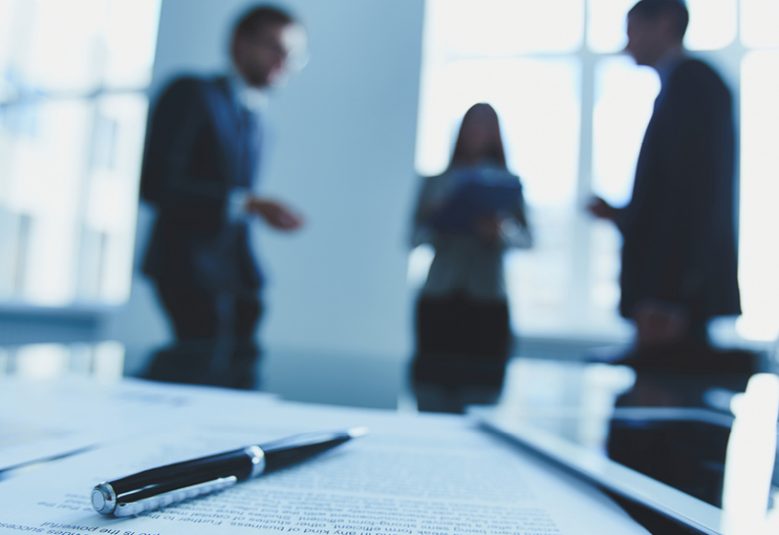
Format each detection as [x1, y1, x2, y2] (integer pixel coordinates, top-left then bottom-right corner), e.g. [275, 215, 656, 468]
[0, 0, 161, 307]
[415, 0, 779, 342]
[739, 50, 779, 340]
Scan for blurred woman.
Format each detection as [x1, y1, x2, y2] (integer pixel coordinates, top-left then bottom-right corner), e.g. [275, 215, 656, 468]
[410, 103, 531, 403]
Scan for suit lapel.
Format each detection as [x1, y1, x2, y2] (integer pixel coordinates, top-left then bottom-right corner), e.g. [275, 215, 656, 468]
[203, 77, 245, 186]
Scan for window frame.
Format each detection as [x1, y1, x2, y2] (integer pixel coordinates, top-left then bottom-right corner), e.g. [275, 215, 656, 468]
[416, 0, 776, 344]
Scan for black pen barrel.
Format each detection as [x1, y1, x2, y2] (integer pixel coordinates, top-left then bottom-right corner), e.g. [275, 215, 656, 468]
[91, 446, 261, 516]
[91, 428, 366, 516]
[110, 447, 255, 500]
[261, 431, 355, 473]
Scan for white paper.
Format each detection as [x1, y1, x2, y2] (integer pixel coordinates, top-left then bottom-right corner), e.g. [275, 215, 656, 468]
[0, 401, 647, 534]
[0, 376, 277, 471]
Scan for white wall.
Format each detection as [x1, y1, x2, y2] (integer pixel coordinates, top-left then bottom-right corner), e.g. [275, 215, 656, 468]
[108, 0, 425, 365]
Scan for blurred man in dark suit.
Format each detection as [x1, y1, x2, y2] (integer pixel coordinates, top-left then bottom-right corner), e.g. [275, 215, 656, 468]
[139, 5, 306, 388]
[589, 0, 740, 352]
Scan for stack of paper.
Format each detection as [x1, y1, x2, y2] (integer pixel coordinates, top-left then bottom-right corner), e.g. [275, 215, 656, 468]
[0, 377, 647, 534]
[0, 376, 278, 472]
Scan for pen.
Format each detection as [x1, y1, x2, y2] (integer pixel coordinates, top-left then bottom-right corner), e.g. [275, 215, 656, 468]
[91, 427, 368, 517]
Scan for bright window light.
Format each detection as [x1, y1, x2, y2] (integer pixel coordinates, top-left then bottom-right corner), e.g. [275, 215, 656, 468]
[685, 0, 738, 51]
[417, 58, 581, 206]
[737, 51, 779, 341]
[741, 0, 779, 48]
[418, 0, 777, 342]
[592, 57, 659, 206]
[14, 343, 70, 378]
[587, 0, 636, 53]
[426, 0, 583, 58]
[0, 0, 161, 306]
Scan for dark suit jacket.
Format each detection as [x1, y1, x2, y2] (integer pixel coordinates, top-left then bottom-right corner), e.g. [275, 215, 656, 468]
[140, 75, 263, 294]
[618, 57, 740, 320]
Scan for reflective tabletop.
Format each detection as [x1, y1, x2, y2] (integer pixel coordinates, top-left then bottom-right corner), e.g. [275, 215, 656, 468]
[1, 339, 775, 534]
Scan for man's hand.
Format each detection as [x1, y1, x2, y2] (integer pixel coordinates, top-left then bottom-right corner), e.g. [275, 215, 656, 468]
[587, 196, 618, 222]
[634, 301, 690, 347]
[245, 197, 305, 231]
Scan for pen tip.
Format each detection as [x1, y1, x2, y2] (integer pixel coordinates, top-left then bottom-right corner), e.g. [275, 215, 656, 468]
[348, 427, 369, 438]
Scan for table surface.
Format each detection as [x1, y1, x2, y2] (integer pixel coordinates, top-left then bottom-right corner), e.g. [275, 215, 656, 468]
[0, 338, 772, 532]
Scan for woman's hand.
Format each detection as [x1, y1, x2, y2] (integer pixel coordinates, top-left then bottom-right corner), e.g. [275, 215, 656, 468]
[476, 216, 505, 243]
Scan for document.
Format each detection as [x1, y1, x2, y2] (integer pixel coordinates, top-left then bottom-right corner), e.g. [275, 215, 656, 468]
[0, 400, 647, 534]
[0, 377, 277, 471]
[0, 418, 100, 475]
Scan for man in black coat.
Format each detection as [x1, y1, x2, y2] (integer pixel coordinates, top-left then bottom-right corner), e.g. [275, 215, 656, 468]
[140, 5, 306, 387]
[589, 0, 740, 350]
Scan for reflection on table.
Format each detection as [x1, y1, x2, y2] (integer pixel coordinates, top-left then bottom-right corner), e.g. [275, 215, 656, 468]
[0, 337, 773, 534]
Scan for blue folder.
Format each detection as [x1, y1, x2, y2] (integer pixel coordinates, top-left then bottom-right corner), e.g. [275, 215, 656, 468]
[430, 179, 523, 234]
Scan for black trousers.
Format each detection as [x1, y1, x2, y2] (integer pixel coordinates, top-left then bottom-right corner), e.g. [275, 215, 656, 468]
[145, 282, 263, 389]
[412, 293, 512, 388]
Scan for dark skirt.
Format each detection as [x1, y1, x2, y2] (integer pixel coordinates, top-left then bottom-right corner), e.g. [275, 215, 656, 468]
[412, 292, 512, 388]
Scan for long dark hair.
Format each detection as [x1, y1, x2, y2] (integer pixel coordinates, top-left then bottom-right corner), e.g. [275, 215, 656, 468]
[448, 103, 508, 170]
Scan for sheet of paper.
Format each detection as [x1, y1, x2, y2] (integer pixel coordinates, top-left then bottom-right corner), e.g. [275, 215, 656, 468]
[0, 376, 277, 471]
[0, 401, 648, 534]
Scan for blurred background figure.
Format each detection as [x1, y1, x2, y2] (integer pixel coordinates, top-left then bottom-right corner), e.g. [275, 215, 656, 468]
[588, 0, 740, 361]
[139, 4, 307, 389]
[410, 103, 532, 412]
